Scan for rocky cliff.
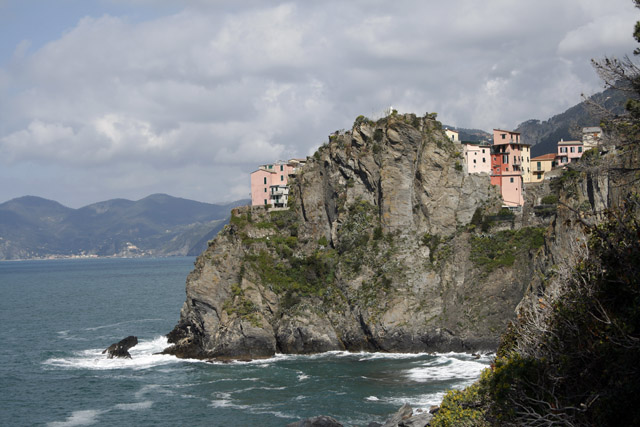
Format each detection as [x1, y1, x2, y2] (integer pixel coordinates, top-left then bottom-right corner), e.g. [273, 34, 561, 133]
[164, 113, 547, 360]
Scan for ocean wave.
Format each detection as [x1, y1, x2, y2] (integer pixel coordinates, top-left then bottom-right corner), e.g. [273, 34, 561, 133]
[381, 391, 449, 411]
[404, 354, 490, 383]
[42, 336, 182, 371]
[113, 401, 154, 411]
[47, 409, 106, 427]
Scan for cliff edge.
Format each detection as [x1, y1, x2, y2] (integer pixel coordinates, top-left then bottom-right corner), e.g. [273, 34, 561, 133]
[163, 113, 545, 360]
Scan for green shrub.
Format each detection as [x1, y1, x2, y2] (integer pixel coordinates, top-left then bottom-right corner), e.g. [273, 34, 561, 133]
[470, 227, 545, 273]
[541, 194, 558, 205]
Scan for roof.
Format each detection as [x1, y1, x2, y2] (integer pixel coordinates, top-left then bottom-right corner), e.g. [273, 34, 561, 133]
[532, 153, 556, 161]
[493, 129, 521, 135]
[461, 140, 490, 145]
[445, 128, 459, 133]
[251, 168, 276, 175]
[557, 140, 582, 145]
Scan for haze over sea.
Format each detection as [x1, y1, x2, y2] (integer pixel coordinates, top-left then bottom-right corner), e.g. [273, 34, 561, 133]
[0, 257, 489, 426]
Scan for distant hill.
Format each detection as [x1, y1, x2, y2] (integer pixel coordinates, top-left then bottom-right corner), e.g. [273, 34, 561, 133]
[443, 125, 492, 142]
[516, 87, 629, 156]
[0, 194, 249, 260]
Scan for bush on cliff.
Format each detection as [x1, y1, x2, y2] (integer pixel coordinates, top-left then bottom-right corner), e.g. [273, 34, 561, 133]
[431, 196, 640, 426]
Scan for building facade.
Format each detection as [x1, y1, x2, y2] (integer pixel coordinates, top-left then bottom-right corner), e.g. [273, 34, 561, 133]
[530, 153, 556, 183]
[582, 126, 602, 149]
[462, 141, 491, 174]
[250, 159, 305, 207]
[445, 129, 459, 142]
[556, 140, 584, 165]
[490, 129, 528, 207]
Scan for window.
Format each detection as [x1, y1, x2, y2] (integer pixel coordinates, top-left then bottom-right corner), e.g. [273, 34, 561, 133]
[537, 161, 541, 170]
[578, 147, 582, 153]
[264, 199, 268, 205]
[570, 147, 575, 153]
[510, 177, 514, 183]
[264, 188, 267, 193]
[280, 165, 284, 171]
[503, 155, 509, 164]
[482, 149, 485, 153]
[263, 177, 267, 185]
[482, 158, 486, 163]
[280, 175, 284, 182]
[473, 159, 476, 164]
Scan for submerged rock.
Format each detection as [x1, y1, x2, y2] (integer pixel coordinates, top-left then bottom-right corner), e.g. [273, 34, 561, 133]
[102, 335, 138, 359]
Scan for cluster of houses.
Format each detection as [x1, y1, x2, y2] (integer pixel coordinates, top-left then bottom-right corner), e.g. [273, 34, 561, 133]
[450, 126, 602, 208]
[249, 126, 602, 209]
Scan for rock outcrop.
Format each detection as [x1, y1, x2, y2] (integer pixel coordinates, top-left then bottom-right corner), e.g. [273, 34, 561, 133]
[164, 113, 545, 360]
[102, 336, 138, 359]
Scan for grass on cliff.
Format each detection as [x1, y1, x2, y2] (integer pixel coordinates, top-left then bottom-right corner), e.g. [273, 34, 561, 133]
[469, 227, 545, 273]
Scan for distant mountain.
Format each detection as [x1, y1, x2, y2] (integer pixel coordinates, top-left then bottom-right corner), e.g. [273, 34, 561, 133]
[443, 125, 492, 142]
[516, 87, 629, 156]
[0, 194, 249, 260]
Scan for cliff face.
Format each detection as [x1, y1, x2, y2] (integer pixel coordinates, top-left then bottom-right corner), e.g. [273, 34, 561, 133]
[164, 113, 544, 360]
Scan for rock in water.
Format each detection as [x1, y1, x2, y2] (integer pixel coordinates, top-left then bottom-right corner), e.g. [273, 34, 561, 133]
[102, 336, 138, 359]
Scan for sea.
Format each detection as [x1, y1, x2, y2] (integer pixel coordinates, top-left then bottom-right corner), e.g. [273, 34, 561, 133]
[0, 257, 491, 427]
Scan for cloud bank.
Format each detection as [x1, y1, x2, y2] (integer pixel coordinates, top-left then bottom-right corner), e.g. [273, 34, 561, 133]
[0, 0, 637, 206]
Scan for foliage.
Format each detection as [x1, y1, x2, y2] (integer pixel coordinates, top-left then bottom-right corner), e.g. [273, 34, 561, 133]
[223, 283, 261, 326]
[373, 128, 384, 142]
[246, 249, 338, 302]
[482, 197, 640, 426]
[430, 370, 491, 426]
[470, 227, 545, 273]
[540, 194, 558, 205]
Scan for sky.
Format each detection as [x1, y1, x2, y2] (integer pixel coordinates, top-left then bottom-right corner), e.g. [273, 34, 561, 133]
[0, 0, 638, 208]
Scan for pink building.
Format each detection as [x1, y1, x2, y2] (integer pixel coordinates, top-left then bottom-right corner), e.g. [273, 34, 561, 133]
[462, 141, 491, 174]
[491, 129, 528, 207]
[250, 159, 305, 207]
[557, 140, 584, 165]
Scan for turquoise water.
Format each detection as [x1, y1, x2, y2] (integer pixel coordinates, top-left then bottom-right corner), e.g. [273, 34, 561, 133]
[0, 257, 490, 426]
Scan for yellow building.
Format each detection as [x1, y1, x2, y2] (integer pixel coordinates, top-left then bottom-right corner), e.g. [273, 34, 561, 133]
[530, 153, 556, 183]
[522, 144, 532, 183]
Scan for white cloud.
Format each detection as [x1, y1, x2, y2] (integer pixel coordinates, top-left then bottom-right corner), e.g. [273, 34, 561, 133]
[558, 14, 637, 56]
[0, 0, 639, 206]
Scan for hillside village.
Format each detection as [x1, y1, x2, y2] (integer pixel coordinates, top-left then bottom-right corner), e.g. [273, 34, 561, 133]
[249, 122, 602, 209]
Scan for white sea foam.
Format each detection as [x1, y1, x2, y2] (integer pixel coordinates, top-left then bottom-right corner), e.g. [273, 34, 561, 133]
[365, 396, 379, 401]
[382, 391, 449, 411]
[405, 355, 489, 383]
[113, 401, 154, 411]
[47, 409, 106, 427]
[43, 336, 183, 371]
[209, 392, 250, 410]
[297, 373, 309, 381]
